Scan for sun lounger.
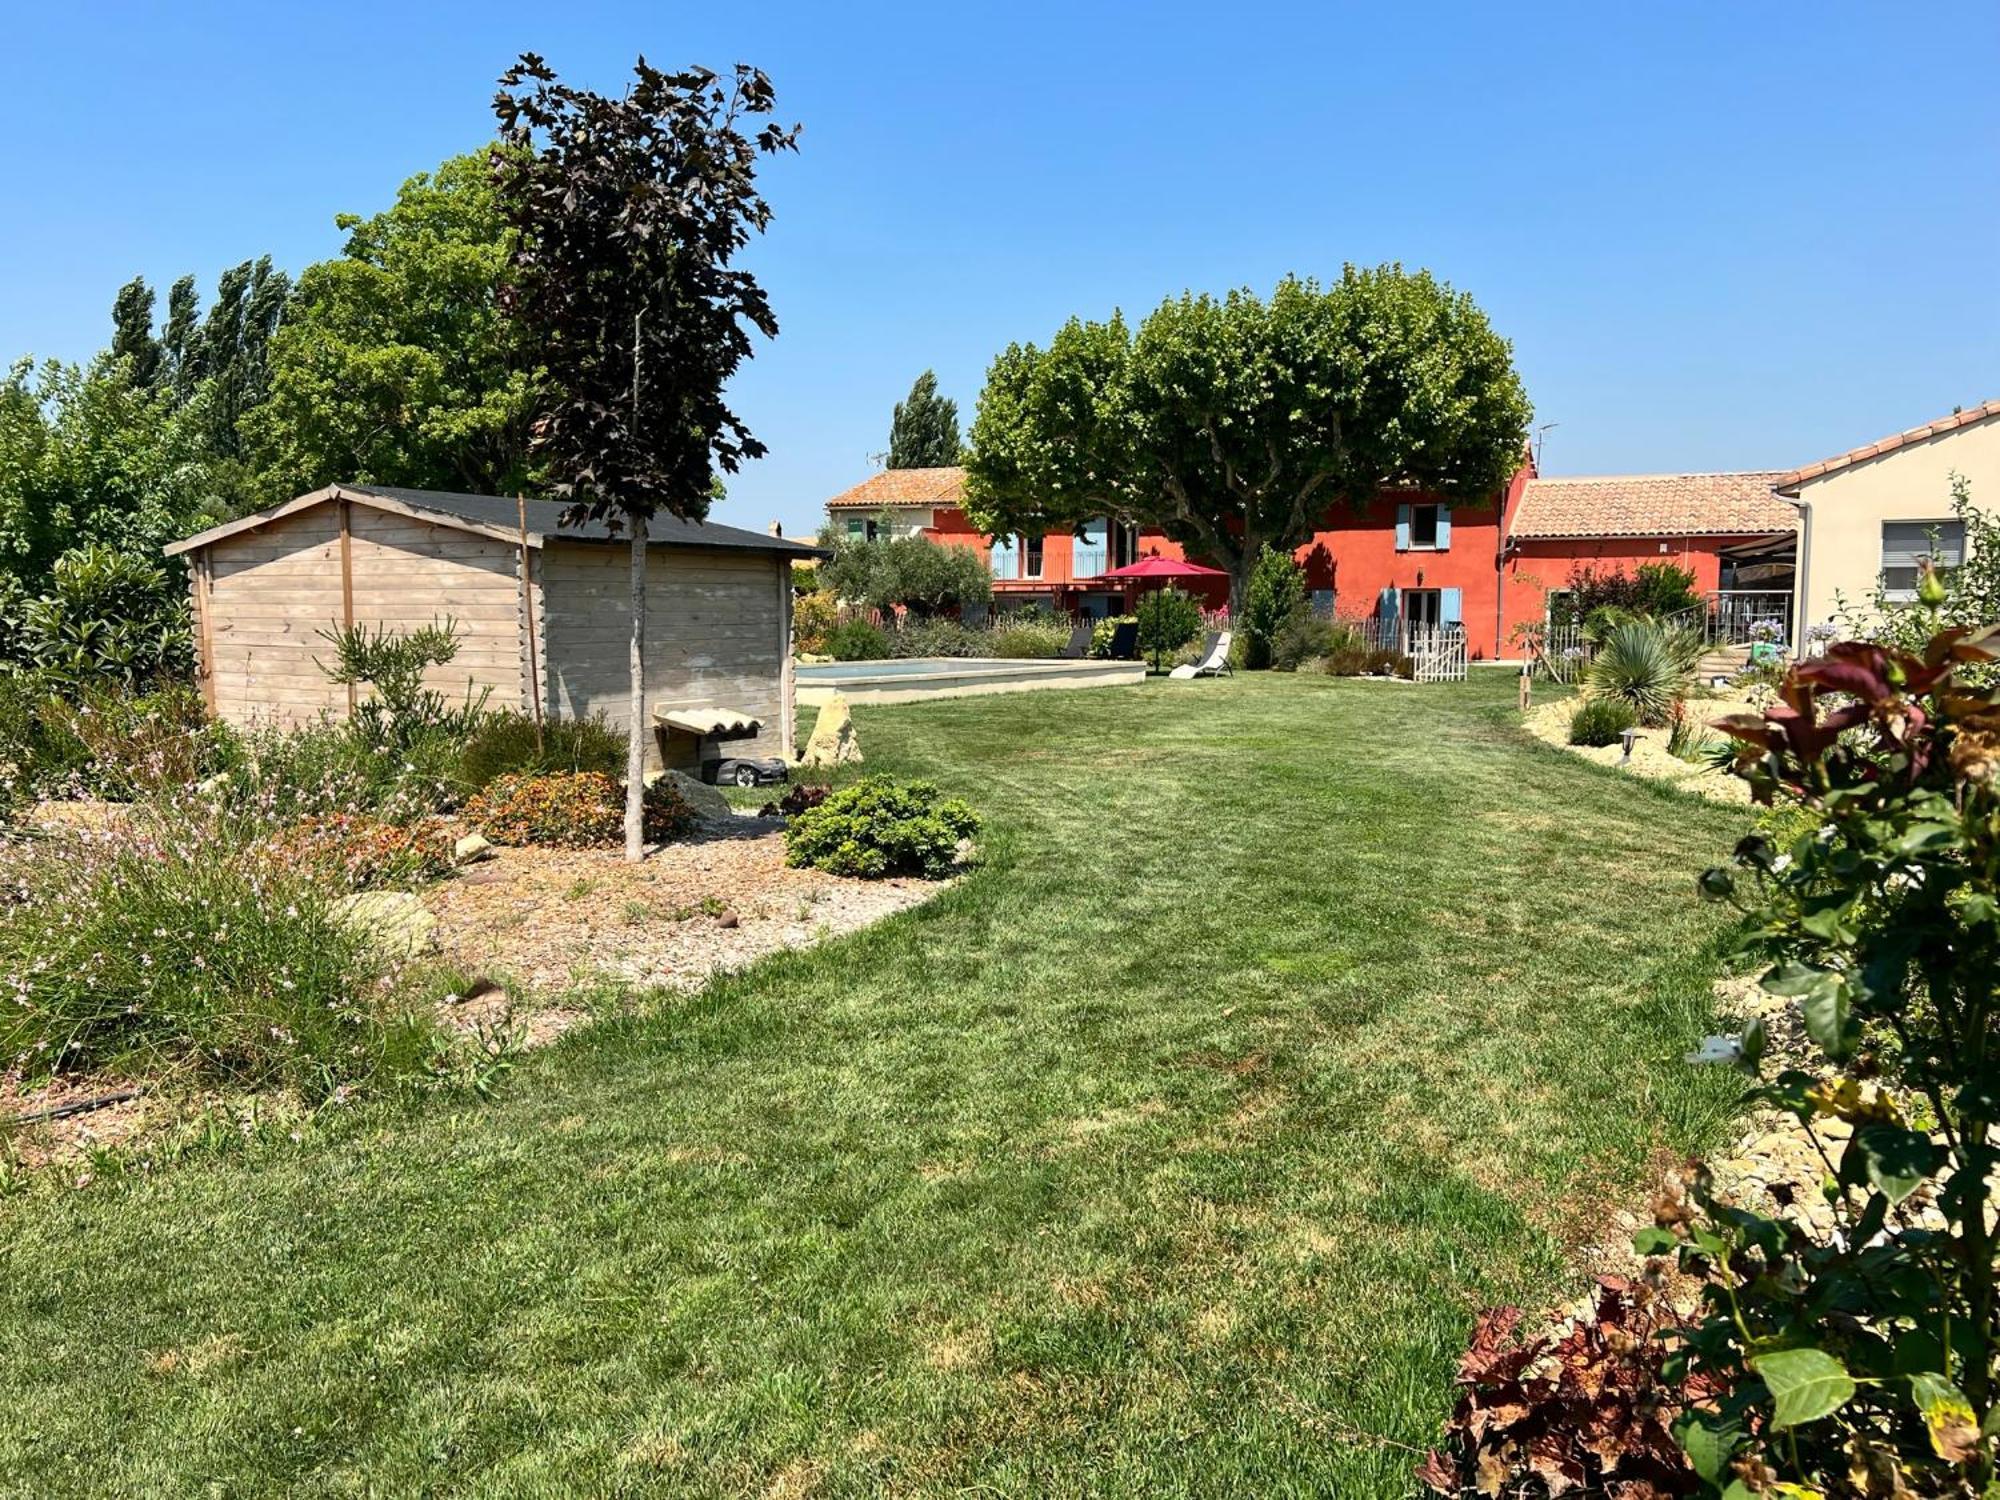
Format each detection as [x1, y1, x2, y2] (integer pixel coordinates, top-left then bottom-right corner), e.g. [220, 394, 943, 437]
[1168, 629, 1233, 679]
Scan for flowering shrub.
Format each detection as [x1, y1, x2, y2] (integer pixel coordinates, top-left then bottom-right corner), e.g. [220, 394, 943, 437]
[792, 589, 839, 653]
[0, 820, 437, 1097]
[263, 813, 456, 891]
[783, 776, 978, 878]
[1419, 1278, 1707, 1498]
[1659, 606, 2000, 1492]
[465, 771, 695, 848]
[0, 679, 233, 802]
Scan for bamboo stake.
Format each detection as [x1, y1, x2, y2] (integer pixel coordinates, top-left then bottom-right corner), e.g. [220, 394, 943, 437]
[518, 492, 544, 752]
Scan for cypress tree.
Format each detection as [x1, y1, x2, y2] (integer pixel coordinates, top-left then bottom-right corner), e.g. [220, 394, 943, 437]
[162, 275, 201, 398]
[887, 369, 963, 468]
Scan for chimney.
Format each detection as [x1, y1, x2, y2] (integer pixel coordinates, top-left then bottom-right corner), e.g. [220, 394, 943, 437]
[767, 520, 783, 537]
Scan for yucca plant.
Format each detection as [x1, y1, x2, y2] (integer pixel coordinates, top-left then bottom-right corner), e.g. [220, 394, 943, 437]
[1584, 619, 1702, 726]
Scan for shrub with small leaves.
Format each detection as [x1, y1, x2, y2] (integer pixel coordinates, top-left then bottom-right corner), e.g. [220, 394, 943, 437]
[1568, 696, 1638, 747]
[465, 770, 695, 848]
[456, 710, 624, 793]
[783, 776, 979, 878]
[825, 619, 891, 661]
[759, 782, 831, 818]
[262, 813, 456, 891]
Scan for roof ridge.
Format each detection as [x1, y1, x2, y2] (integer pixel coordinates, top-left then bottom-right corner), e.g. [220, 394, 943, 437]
[1776, 398, 2000, 493]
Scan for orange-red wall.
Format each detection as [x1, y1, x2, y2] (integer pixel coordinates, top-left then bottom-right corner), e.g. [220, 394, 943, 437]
[1501, 536, 1729, 652]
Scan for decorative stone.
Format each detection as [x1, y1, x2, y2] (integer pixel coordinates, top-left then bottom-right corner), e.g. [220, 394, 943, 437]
[331, 892, 438, 959]
[454, 833, 495, 865]
[799, 693, 862, 770]
[646, 768, 735, 827]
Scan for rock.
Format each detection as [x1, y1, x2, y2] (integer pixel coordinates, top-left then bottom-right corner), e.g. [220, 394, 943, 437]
[331, 891, 438, 959]
[646, 768, 735, 827]
[715, 908, 740, 930]
[454, 833, 495, 865]
[799, 694, 862, 770]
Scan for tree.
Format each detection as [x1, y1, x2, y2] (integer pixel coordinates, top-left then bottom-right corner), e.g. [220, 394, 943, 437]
[965, 266, 1531, 612]
[161, 275, 201, 399]
[196, 256, 290, 459]
[1240, 543, 1306, 669]
[493, 54, 799, 859]
[109, 278, 163, 389]
[819, 525, 991, 617]
[887, 369, 962, 468]
[244, 152, 540, 501]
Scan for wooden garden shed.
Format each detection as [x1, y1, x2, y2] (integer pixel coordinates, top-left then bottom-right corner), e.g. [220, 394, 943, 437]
[165, 484, 825, 765]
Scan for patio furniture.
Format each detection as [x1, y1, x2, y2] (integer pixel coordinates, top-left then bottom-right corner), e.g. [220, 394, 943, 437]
[1169, 630, 1233, 679]
[1057, 624, 1093, 659]
[1106, 621, 1140, 660]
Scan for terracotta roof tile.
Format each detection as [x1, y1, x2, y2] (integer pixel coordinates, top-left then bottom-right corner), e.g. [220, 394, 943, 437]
[824, 466, 967, 509]
[1510, 472, 1795, 540]
[1775, 398, 2000, 493]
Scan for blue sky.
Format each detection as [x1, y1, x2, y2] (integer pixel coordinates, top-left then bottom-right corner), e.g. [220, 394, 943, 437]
[6, 2, 1997, 536]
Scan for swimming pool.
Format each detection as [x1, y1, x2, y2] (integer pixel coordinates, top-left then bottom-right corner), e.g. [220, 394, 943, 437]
[794, 656, 1144, 705]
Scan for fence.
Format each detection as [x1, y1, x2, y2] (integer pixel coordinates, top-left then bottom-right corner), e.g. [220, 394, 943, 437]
[1408, 624, 1469, 683]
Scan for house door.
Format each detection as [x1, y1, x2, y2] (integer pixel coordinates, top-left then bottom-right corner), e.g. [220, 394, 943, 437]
[1403, 589, 1442, 630]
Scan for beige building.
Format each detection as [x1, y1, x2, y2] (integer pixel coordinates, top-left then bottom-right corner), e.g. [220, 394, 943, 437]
[166, 484, 825, 766]
[1780, 399, 2000, 639]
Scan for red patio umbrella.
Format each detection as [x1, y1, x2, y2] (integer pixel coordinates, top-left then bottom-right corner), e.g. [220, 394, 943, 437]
[1100, 556, 1228, 670]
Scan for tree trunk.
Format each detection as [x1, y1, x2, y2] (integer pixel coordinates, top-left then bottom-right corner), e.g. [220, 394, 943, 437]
[625, 516, 648, 862]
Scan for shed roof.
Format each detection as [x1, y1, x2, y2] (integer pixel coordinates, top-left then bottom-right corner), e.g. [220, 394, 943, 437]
[166, 484, 829, 559]
[824, 466, 967, 510]
[1509, 472, 1795, 540]
[1774, 398, 2000, 494]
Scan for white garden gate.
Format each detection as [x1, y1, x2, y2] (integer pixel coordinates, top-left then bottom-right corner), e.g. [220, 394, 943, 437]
[1408, 624, 1469, 683]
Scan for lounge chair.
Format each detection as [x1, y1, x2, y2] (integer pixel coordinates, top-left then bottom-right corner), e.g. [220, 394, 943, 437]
[1106, 621, 1140, 660]
[1057, 624, 1093, 659]
[1169, 630, 1233, 679]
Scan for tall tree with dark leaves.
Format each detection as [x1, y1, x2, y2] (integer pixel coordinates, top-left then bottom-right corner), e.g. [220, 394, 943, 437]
[162, 275, 202, 398]
[887, 369, 963, 468]
[198, 257, 291, 456]
[109, 277, 163, 388]
[493, 54, 799, 859]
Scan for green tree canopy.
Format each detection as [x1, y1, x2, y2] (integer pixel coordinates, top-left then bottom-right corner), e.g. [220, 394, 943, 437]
[965, 266, 1531, 609]
[819, 524, 992, 618]
[887, 369, 963, 468]
[243, 150, 540, 501]
[109, 277, 163, 389]
[0, 355, 230, 583]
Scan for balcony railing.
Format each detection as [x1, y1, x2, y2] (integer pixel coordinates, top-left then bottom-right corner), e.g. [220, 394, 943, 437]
[1705, 590, 1793, 647]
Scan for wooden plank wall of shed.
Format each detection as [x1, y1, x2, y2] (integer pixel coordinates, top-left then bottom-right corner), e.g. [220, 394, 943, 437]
[538, 541, 791, 764]
[198, 503, 527, 729]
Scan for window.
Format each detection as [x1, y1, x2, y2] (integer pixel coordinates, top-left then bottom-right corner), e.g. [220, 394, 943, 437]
[1111, 519, 1140, 570]
[1022, 534, 1044, 578]
[844, 516, 881, 543]
[1881, 519, 1965, 601]
[1403, 588, 1442, 629]
[1396, 503, 1450, 551]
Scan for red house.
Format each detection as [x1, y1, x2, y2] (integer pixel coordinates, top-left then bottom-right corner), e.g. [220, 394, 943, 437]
[822, 461, 1798, 661]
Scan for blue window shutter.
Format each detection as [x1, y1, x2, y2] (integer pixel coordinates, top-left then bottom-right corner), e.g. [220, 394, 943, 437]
[989, 534, 1016, 578]
[1395, 504, 1411, 551]
[1075, 517, 1108, 577]
[1436, 506, 1452, 551]
[1310, 588, 1335, 616]
[1378, 586, 1400, 621]
[845, 517, 863, 540]
[1440, 587, 1463, 625]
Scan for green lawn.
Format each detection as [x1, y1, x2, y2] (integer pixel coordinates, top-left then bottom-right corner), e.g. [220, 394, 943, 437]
[0, 673, 1749, 1498]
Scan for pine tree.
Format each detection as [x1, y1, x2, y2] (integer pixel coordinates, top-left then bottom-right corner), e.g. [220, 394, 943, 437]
[887, 369, 963, 468]
[109, 277, 163, 388]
